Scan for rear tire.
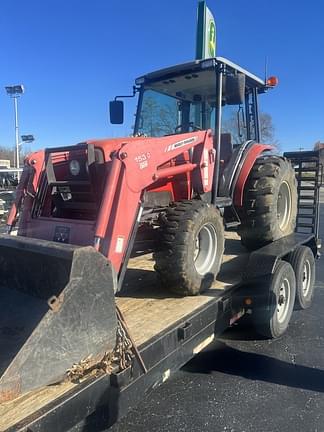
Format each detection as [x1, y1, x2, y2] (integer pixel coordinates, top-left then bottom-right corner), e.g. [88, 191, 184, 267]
[252, 260, 296, 338]
[154, 200, 224, 296]
[286, 246, 315, 310]
[239, 156, 297, 251]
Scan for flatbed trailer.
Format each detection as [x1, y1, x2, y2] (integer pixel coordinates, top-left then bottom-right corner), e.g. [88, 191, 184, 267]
[0, 150, 322, 432]
[0, 229, 320, 432]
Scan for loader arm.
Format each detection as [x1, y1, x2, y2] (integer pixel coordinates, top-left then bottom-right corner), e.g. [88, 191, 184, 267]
[94, 130, 215, 278]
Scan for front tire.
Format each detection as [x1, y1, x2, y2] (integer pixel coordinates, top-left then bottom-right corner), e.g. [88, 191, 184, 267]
[154, 200, 224, 296]
[239, 156, 297, 250]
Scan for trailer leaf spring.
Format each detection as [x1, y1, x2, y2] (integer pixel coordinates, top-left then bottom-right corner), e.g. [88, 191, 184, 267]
[65, 306, 147, 383]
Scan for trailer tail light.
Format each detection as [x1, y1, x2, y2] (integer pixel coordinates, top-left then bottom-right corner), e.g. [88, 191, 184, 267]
[266, 76, 279, 87]
[244, 297, 253, 306]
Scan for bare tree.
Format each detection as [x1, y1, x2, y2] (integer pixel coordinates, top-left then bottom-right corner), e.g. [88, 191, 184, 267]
[0, 145, 29, 166]
[260, 112, 275, 143]
[139, 95, 178, 137]
[314, 141, 324, 165]
[0, 147, 15, 165]
[222, 110, 276, 145]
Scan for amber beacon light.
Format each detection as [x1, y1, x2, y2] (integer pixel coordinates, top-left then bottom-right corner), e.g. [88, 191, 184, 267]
[266, 76, 279, 87]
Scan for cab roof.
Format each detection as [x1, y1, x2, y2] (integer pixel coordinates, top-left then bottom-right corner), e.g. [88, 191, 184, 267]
[136, 57, 265, 89]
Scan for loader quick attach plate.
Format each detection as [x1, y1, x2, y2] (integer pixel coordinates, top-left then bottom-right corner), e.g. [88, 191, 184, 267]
[0, 235, 117, 402]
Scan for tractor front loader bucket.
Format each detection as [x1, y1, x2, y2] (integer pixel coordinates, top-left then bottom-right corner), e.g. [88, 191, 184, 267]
[0, 235, 117, 403]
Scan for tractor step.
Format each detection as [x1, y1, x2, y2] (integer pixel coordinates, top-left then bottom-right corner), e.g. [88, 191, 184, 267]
[225, 220, 240, 229]
[214, 197, 232, 208]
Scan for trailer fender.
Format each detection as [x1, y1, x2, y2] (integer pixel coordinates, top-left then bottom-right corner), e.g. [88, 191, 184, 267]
[233, 144, 273, 207]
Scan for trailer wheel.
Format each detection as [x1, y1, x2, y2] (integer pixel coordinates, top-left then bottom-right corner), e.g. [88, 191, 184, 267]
[253, 260, 296, 338]
[239, 156, 297, 250]
[154, 200, 224, 296]
[286, 246, 315, 310]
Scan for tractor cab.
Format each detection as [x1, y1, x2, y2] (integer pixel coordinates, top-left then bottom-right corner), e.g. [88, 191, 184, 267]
[110, 57, 277, 196]
[111, 57, 276, 143]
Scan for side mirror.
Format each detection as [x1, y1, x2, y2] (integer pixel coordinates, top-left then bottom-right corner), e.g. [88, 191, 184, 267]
[109, 100, 124, 124]
[223, 73, 246, 105]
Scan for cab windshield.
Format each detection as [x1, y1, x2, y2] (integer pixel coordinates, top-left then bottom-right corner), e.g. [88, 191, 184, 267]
[135, 69, 217, 137]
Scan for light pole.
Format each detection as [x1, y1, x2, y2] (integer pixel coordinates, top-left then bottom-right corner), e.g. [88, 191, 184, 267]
[20, 134, 35, 155]
[5, 85, 24, 180]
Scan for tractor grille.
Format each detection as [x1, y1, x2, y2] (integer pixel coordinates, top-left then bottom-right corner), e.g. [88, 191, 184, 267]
[32, 144, 105, 221]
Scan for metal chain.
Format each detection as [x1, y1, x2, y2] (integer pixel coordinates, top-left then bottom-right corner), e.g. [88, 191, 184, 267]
[66, 312, 135, 382]
[115, 319, 134, 370]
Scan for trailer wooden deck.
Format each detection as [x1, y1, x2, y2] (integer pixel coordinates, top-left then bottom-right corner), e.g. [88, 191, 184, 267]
[0, 232, 247, 431]
[118, 231, 247, 347]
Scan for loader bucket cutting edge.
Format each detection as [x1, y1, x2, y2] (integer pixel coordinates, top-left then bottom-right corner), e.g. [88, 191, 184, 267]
[0, 234, 117, 403]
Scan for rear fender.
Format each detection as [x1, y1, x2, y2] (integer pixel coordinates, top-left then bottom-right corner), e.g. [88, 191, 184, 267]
[233, 143, 273, 207]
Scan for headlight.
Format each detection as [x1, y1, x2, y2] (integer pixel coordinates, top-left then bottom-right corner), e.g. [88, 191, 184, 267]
[69, 160, 80, 176]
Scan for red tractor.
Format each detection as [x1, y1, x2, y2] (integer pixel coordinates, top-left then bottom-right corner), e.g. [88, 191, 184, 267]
[0, 56, 298, 401]
[8, 57, 297, 295]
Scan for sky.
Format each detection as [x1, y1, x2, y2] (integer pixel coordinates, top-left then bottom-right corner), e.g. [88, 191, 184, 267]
[0, 0, 323, 153]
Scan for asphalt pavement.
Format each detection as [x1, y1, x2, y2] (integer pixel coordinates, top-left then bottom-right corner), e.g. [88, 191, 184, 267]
[110, 190, 324, 432]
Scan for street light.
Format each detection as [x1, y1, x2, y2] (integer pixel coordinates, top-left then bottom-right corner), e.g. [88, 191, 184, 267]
[18, 135, 35, 167]
[5, 85, 24, 96]
[20, 135, 35, 158]
[5, 84, 25, 180]
[20, 134, 34, 145]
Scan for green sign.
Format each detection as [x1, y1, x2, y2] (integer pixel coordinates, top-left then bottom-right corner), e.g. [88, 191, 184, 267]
[196, 1, 216, 60]
[208, 20, 216, 57]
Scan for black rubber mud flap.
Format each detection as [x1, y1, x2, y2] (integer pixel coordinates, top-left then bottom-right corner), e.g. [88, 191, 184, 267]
[0, 235, 117, 402]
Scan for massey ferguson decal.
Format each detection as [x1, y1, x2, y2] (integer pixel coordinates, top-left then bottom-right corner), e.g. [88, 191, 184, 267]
[165, 136, 198, 152]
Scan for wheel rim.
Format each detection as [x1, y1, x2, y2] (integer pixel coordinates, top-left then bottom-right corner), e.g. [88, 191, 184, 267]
[277, 277, 291, 323]
[302, 259, 312, 297]
[277, 181, 292, 231]
[194, 223, 217, 275]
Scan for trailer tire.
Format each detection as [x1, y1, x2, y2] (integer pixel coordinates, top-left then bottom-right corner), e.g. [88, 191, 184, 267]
[252, 260, 296, 338]
[154, 200, 224, 296]
[239, 156, 297, 251]
[286, 246, 315, 310]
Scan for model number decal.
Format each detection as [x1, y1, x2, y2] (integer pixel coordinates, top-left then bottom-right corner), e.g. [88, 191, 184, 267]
[165, 136, 198, 152]
[135, 152, 151, 169]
